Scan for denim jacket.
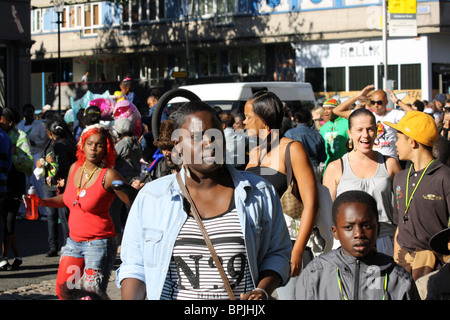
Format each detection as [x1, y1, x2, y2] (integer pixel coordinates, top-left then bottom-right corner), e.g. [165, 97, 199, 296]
[116, 165, 292, 299]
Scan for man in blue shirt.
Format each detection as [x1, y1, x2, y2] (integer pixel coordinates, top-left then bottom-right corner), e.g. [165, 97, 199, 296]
[285, 108, 326, 181]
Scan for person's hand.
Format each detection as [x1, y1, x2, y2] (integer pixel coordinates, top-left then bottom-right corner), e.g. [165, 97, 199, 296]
[131, 179, 144, 190]
[358, 84, 375, 100]
[386, 89, 399, 104]
[240, 289, 268, 300]
[57, 178, 65, 188]
[290, 254, 303, 277]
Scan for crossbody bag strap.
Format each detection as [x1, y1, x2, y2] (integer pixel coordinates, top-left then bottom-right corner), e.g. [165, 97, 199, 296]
[175, 172, 236, 300]
[285, 141, 294, 185]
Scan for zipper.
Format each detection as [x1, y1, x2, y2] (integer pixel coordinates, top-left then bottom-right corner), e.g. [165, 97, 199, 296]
[353, 259, 360, 300]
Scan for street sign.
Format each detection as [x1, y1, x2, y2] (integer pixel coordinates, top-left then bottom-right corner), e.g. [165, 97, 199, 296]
[172, 71, 187, 78]
[388, 0, 417, 37]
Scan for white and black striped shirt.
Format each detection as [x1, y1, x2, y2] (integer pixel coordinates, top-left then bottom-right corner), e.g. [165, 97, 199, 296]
[161, 208, 254, 300]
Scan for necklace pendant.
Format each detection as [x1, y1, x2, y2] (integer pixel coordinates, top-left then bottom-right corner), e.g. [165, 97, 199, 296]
[73, 200, 77, 206]
[79, 189, 87, 198]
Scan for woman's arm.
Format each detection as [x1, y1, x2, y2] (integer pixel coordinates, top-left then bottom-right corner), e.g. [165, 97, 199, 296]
[120, 278, 147, 300]
[289, 140, 319, 277]
[104, 168, 138, 207]
[241, 270, 281, 300]
[37, 194, 65, 208]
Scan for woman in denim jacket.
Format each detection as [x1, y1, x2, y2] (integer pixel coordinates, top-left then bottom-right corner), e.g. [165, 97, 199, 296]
[117, 101, 292, 300]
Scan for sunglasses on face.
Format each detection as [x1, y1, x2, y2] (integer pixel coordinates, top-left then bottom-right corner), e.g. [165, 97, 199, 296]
[370, 100, 384, 105]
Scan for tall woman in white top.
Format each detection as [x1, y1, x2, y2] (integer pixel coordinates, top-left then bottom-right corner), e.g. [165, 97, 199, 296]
[323, 108, 401, 256]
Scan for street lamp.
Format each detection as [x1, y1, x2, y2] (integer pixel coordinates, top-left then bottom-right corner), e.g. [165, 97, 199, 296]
[182, 0, 192, 80]
[53, 0, 64, 115]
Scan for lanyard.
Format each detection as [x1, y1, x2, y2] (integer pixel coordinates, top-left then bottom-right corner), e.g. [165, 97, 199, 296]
[404, 159, 435, 222]
[336, 267, 388, 300]
[74, 163, 100, 206]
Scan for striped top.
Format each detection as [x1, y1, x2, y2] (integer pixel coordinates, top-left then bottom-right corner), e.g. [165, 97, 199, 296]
[161, 207, 254, 300]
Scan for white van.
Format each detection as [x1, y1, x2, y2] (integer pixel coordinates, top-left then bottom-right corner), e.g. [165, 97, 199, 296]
[168, 81, 317, 116]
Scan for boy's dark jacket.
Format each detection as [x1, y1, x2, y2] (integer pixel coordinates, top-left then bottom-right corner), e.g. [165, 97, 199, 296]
[297, 247, 420, 300]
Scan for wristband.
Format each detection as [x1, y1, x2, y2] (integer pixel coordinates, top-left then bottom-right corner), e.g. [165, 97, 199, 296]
[254, 287, 269, 300]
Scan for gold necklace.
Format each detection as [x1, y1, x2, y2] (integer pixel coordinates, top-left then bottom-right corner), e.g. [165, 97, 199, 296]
[73, 162, 101, 206]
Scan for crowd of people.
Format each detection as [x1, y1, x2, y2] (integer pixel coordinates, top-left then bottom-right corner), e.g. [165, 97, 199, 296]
[0, 81, 448, 300]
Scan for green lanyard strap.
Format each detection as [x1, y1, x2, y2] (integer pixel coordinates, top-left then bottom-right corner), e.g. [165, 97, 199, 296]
[404, 159, 435, 223]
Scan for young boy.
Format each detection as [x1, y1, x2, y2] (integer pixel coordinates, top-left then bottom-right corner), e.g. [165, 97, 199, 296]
[296, 190, 419, 300]
[383, 111, 450, 281]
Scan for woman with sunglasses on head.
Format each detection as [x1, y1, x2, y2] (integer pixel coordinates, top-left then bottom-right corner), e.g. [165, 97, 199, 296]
[243, 91, 319, 300]
[323, 108, 402, 256]
[333, 84, 413, 160]
[36, 124, 136, 299]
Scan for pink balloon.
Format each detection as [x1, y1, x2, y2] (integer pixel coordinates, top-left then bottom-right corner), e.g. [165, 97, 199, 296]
[88, 98, 115, 120]
[113, 100, 142, 137]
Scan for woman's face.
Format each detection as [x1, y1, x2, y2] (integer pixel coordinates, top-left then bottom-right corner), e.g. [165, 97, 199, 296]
[243, 100, 267, 137]
[348, 115, 376, 153]
[177, 110, 224, 175]
[83, 133, 107, 166]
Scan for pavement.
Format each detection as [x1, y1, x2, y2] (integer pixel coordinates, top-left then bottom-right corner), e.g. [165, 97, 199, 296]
[0, 218, 121, 300]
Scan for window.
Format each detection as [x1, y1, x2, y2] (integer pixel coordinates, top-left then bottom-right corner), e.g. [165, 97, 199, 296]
[31, 9, 42, 33]
[122, 0, 162, 29]
[83, 3, 100, 35]
[228, 47, 265, 75]
[377, 65, 398, 90]
[326, 67, 345, 92]
[305, 68, 324, 92]
[401, 64, 421, 89]
[199, 51, 219, 76]
[349, 66, 374, 91]
[216, 0, 235, 24]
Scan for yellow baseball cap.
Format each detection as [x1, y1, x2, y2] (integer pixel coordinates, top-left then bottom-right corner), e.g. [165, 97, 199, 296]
[383, 111, 438, 147]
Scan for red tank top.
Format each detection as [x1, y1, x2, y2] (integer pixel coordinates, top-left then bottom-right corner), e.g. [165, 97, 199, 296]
[63, 163, 116, 241]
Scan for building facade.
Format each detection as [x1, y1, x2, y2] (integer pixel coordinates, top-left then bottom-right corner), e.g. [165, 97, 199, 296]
[30, 0, 450, 110]
[0, 0, 32, 113]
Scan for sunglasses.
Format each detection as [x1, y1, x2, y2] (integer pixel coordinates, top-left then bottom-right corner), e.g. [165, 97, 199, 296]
[370, 100, 384, 105]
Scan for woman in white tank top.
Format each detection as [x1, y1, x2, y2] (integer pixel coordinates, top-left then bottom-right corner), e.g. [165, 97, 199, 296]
[323, 109, 401, 256]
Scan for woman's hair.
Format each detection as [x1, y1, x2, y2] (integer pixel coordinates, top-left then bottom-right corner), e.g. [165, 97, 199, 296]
[76, 124, 116, 167]
[83, 105, 101, 126]
[1, 108, 19, 124]
[332, 190, 378, 226]
[348, 108, 376, 129]
[46, 116, 74, 139]
[248, 90, 284, 131]
[169, 101, 222, 131]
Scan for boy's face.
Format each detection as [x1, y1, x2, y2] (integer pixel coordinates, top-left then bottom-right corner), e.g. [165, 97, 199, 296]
[332, 202, 378, 258]
[395, 132, 412, 161]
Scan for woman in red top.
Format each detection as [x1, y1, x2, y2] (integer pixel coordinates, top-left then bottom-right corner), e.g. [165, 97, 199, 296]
[37, 124, 134, 299]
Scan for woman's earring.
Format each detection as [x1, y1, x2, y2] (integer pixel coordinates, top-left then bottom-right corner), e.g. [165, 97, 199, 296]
[348, 139, 353, 150]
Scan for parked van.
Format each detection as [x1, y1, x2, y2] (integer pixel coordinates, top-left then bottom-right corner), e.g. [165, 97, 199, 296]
[168, 81, 317, 116]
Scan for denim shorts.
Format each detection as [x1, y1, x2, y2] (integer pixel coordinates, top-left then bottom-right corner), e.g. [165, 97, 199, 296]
[61, 237, 117, 293]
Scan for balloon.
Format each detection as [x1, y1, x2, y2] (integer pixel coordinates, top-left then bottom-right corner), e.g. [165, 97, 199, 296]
[88, 98, 115, 120]
[113, 99, 142, 137]
[114, 90, 126, 102]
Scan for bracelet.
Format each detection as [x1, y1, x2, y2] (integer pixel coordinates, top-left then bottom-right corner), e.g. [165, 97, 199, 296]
[254, 287, 269, 300]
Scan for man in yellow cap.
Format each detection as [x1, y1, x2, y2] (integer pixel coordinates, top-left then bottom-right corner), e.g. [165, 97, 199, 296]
[384, 111, 450, 281]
